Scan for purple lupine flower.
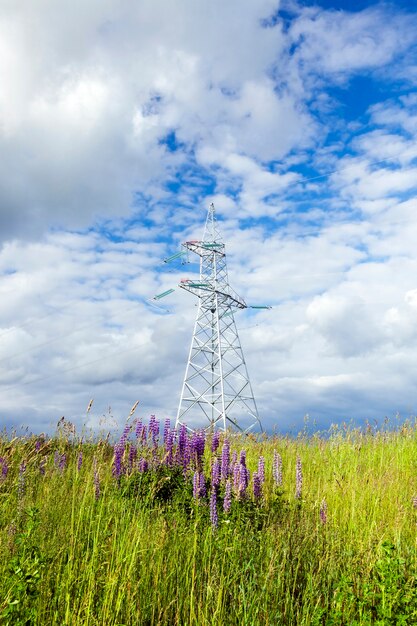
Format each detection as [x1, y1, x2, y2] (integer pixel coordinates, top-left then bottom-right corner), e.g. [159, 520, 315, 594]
[177, 423, 187, 454]
[233, 461, 240, 493]
[163, 419, 171, 444]
[210, 487, 218, 529]
[39, 458, 46, 476]
[273, 451, 283, 487]
[77, 451, 83, 471]
[35, 439, 42, 452]
[253, 471, 262, 500]
[257, 456, 265, 484]
[223, 479, 232, 513]
[59, 454, 67, 471]
[139, 424, 147, 444]
[94, 472, 100, 500]
[0, 457, 8, 479]
[221, 439, 230, 481]
[295, 456, 302, 499]
[192, 471, 199, 500]
[183, 436, 191, 473]
[128, 445, 137, 473]
[135, 419, 143, 439]
[148, 415, 160, 446]
[211, 431, 220, 454]
[54, 450, 60, 467]
[138, 457, 148, 472]
[119, 423, 131, 450]
[192, 471, 206, 500]
[238, 463, 250, 499]
[176, 423, 190, 470]
[165, 429, 175, 466]
[198, 471, 207, 498]
[113, 443, 124, 479]
[239, 450, 246, 466]
[320, 499, 327, 524]
[191, 431, 205, 470]
[211, 457, 221, 489]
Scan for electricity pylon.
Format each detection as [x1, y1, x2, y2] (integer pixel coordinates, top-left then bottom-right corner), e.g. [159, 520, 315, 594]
[175, 203, 264, 433]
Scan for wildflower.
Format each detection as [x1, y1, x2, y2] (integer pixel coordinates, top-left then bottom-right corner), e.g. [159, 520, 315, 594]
[135, 419, 143, 439]
[0, 457, 8, 479]
[211, 431, 220, 454]
[39, 458, 46, 476]
[93, 458, 100, 500]
[257, 456, 265, 484]
[148, 415, 160, 446]
[223, 479, 232, 513]
[177, 423, 189, 468]
[253, 471, 262, 500]
[192, 471, 206, 500]
[320, 498, 327, 524]
[119, 423, 131, 450]
[210, 487, 218, 529]
[138, 457, 148, 472]
[295, 456, 302, 499]
[163, 418, 171, 444]
[211, 457, 221, 489]
[191, 431, 205, 470]
[233, 460, 249, 499]
[233, 460, 240, 493]
[221, 439, 230, 481]
[59, 454, 67, 472]
[198, 472, 207, 498]
[128, 445, 137, 473]
[138, 423, 147, 444]
[273, 451, 283, 487]
[35, 439, 42, 452]
[165, 429, 175, 466]
[113, 443, 124, 479]
[77, 451, 83, 471]
[193, 471, 199, 500]
[238, 463, 250, 499]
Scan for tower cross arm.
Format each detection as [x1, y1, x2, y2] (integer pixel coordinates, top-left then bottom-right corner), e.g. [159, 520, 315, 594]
[178, 279, 247, 309]
[182, 240, 225, 257]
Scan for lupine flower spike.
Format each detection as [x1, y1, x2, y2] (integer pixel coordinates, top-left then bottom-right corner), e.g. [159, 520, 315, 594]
[320, 498, 327, 524]
[273, 451, 283, 487]
[210, 488, 218, 529]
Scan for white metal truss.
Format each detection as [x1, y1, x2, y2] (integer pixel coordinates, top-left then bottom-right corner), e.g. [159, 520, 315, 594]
[175, 203, 263, 433]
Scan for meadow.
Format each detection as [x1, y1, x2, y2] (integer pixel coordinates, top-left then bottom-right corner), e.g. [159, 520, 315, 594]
[1, 415, 417, 625]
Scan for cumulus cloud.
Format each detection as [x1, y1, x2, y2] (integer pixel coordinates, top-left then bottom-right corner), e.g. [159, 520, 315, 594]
[2, 0, 417, 433]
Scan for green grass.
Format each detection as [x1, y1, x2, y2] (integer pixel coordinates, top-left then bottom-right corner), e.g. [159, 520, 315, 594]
[1, 421, 417, 625]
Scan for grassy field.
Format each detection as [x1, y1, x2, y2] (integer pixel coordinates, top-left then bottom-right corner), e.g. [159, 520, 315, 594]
[1, 417, 417, 625]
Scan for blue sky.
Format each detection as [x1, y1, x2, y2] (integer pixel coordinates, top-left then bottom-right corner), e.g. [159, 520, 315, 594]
[1, 0, 417, 435]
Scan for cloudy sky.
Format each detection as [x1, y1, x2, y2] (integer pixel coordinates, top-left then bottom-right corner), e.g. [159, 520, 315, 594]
[1, 0, 417, 435]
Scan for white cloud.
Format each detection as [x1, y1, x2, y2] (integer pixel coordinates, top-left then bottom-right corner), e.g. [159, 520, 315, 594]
[2, 0, 417, 433]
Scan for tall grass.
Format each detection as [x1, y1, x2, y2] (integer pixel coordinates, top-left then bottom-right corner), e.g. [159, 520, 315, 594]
[1, 419, 417, 625]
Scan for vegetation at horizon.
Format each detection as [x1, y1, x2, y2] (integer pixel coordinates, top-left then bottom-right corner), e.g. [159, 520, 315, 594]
[1, 415, 417, 625]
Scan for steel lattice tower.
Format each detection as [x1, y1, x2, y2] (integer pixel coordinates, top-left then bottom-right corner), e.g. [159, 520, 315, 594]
[175, 203, 263, 433]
